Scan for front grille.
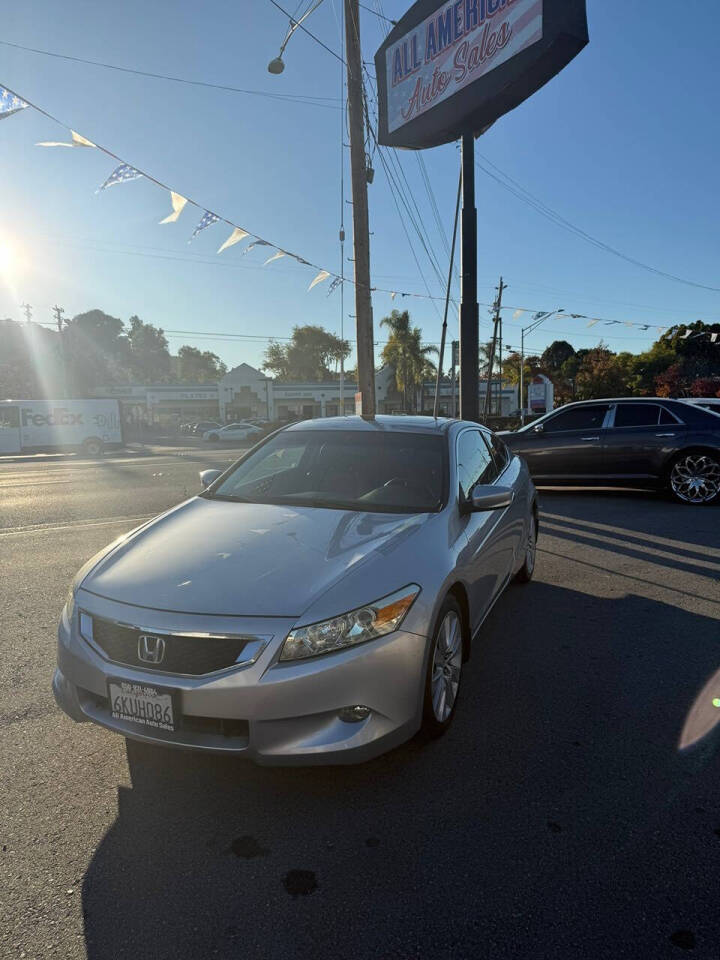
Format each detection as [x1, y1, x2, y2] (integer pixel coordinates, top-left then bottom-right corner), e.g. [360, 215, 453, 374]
[90, 618, 252, 676]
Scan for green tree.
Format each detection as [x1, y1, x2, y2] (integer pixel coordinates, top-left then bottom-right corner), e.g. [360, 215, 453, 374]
[262, 325, 350, 381]
[0, 319, 64, 399]
[64, 309, 131, 393]
[574, 342, 631, 399]
[541, 340, 575, 376]
[127, 315, 171, 382]
[501, 351, 542, 386]
[176, 346, 227, 382]
[379, 310, 437, 412]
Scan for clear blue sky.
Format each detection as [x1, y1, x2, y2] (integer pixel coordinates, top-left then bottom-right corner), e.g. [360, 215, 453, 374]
[1, 0, 719, 372]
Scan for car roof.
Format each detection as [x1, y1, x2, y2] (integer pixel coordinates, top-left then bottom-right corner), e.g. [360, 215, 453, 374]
[283, 415, 456, 436]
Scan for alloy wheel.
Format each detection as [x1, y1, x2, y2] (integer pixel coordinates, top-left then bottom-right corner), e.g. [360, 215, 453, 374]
[670, 454, 720, 504]
[431, 611, 462, 723]
[525, 516, 537, 575]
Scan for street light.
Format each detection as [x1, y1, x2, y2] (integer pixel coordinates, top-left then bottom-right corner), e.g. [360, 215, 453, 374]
[267, 0, 326, 74]
[520, 308, 564, 426]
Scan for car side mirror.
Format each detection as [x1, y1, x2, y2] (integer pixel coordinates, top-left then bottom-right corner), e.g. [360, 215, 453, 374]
[533, 423, 544, 434]
[199, 469, 222, 489]
[466, 485, 515, 512]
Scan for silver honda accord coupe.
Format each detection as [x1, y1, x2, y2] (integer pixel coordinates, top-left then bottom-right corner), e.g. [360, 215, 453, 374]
[53, 416, 537, 765]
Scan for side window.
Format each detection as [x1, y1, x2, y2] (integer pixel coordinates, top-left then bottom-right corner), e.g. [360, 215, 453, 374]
[613, 404, 661, 428]
[487, 433, 510, 473]
[659, 406, 680, 425]
[542, 405, 610, 434]
[457, 431, 499, 500]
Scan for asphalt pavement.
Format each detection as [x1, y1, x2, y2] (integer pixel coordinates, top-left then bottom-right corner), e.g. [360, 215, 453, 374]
[1, 449, 719, 959]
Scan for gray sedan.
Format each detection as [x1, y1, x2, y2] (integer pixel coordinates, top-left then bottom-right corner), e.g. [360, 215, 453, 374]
[53, 416, 537, 765]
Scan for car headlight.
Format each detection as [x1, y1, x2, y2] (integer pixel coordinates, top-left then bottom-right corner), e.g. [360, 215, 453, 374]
[280, 585, 420, 662]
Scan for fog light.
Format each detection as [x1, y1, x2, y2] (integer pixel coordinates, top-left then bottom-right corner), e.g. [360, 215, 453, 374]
[338, 705, 371, 723]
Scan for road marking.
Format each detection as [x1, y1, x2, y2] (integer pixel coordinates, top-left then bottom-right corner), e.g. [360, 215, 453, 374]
[0, 479, 74, 489]
[0, 515, 154, 537]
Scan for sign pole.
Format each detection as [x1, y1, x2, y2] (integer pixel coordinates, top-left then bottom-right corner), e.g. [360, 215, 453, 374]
[459, 133, 479, 423]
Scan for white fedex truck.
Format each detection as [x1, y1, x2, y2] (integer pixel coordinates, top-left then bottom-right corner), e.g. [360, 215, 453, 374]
[0, 399, 123, 456]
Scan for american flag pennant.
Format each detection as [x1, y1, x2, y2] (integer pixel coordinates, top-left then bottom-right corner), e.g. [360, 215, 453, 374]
[243, 240, 271, 256]
[159, 191, 187, 224]
[37, 130, 95, 148]
[326, 277, 342, 296]
[604, 320, 621, 326]
[0, 87, 28, 119]
[308, 269, 330, 292]
[189, 210, 219, 241]
[98, 163, 142, 192]
[218, 227, 249, 254]
[264, 250, 286, 266]
[639, 325, 650, 331]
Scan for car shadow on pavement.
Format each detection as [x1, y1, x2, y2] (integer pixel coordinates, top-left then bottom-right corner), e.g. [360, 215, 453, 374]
[80, 582, 720, 960]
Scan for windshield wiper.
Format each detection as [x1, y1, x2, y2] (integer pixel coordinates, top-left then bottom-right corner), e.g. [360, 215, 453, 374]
[203, 493, 250, 503]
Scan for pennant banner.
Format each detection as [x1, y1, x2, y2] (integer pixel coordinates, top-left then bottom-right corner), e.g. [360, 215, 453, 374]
[159, 191, 187, 224]
[98, 163, 142, 191]
[243, 239, 271, 256]
[264, 250, 285, 266]
[513, 309, 524, 320]
[37, 130, 95, 148]
[327, 277, 342, 296]
[189, 210, 219, 241]
[0, 87, 28, 119]
[218, 227, 249, 254]
[308, 270, 330, 291]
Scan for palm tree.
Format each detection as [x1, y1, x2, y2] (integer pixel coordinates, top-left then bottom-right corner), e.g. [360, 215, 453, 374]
[380, 310, 437, 413]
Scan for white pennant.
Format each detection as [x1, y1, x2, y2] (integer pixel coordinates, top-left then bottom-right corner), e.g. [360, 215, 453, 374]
[711, 332, 719, 343]
[159, 191, 188, 224]
[587, 319, 600, 328]
[264, 250, 285, 266]
[390, 292, 397, 301]
[218, 227, 249, 254]
[37, 129, 96, 148]
[308, 269, 330, 291]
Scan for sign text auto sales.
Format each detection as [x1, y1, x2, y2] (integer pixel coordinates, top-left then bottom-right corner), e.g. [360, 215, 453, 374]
[386, 0, 543, 133]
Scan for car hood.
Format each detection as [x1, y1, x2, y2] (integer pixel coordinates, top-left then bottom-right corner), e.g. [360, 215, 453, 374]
[80, 497, 431, 617]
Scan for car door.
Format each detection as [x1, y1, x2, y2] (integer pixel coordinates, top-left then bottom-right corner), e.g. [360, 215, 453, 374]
[456, 429, 510, 633]
[602, 403, 686, 478]
[520, 403, 612, 480]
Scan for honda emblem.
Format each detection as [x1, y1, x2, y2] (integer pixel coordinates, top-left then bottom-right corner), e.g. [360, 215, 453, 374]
[137, 634, 166, 665]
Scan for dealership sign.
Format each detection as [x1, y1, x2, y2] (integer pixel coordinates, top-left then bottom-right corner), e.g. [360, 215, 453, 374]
[375, 0, 588, 149]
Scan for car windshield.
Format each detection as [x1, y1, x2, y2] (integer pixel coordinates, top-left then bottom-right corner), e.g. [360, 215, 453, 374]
[205, 429, 447, 513]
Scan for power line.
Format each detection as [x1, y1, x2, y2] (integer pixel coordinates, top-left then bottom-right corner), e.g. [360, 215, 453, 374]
[475, 153, 720, 294]
[0, 38, 341, 109]
[358, 1, 396, 24]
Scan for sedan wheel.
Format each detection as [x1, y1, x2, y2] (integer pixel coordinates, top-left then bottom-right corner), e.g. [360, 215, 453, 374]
[669, 453, 720, 505]
[421, 598, 464, 738]
[515, 513, 537, 583]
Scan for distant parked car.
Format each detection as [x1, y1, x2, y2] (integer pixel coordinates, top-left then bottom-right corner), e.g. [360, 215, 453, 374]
[192, 421, 221, 436]
[203, 422, 264, 443]
[682, 398, 720, 416]
[500, 397, 720, 504]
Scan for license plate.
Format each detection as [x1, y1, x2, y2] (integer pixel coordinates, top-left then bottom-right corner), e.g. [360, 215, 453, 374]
[107, 679, 178, 732]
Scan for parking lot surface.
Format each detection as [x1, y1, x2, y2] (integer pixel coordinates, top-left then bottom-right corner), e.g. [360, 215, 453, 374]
[2, 452, 719, 959]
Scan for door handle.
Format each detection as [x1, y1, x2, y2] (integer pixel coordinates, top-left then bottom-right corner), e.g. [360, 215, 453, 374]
[580, 436, 599, 441]
[656, 433, 676, 438]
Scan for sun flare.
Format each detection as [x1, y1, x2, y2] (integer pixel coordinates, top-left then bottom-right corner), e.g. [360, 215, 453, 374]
[0, 238, 17, 276]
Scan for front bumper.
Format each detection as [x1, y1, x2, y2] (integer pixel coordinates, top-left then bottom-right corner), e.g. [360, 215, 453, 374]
[54, 591, 428, 765]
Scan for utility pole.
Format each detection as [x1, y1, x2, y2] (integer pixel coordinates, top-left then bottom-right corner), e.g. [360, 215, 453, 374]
[53, 305, 68, 398]
[483, 277, 506, 420]
[344, 0, 375, 417]
[459, 133, 479, 422]
[20, 303, 32, 323]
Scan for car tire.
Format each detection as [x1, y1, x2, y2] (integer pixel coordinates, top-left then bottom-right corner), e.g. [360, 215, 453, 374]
[207, 434, 219, 442]
[515, 512, 538, 583]
[82, 437, 103, 458]
[667, 451, 720, 505]
[419, 596, 464, 740]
